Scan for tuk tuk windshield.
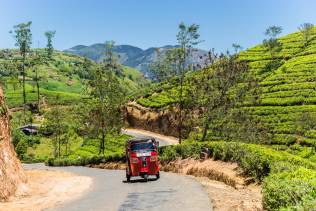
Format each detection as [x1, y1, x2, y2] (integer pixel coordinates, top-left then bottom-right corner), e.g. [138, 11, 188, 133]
[131, 142, 156, 152]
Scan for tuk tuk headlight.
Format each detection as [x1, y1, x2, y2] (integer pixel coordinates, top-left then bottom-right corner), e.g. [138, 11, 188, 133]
[131, 158, 138, 164]
[150, 156, 157, 162]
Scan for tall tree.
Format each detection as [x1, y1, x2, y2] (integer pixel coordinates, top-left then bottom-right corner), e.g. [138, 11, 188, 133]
[88, 67, 125, 154]
[148, 48, 178, 82]
[263, 26, 282, 58]
[104, 40, 123, 77]
[30, 50, 45, 113]
[44, 101, 68, 158]
[232, 43, 243, 54]
[10, 21, 32, 124]
[298, 23, 314, 47]
[176, 22, 201, 143]
[194, 52, 252, 141]
[87, 41, 125, 154]
[44, 31, 56, 59]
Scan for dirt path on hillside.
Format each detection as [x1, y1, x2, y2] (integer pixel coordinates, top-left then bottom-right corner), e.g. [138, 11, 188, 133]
[0, 169, 92, 211]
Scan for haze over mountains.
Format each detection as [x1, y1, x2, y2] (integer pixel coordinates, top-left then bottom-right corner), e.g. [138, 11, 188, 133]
[64, 44, 207, 76]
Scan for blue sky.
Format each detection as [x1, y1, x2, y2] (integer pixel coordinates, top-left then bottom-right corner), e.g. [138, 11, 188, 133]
[1, 0, 316, 51]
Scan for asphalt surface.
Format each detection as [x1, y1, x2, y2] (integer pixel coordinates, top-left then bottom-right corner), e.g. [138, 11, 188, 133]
[23, 130, 211, 211]
[122, 129, 173, 146]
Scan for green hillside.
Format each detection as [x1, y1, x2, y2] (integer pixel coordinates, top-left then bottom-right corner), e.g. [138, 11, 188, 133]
[0, 49, 148, 163]
[136, 27, 316, 147]
[0, 50, 148, 108]
[132, 27, 316, 210]
[238, 27, 316, 146]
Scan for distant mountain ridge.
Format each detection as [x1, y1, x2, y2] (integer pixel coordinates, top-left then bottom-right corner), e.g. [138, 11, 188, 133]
[64, 44, 207, 76]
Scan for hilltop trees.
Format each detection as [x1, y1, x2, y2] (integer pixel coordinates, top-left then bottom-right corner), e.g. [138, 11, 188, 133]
[175, 22, 202, 143]
[194, 52, 250, 141]
[298, 23, 314, 47]
[263, 26, 282, 58]
[232, 43, 243, 54]
[44, 31, 56, 59]
[10, 21, 32, 124]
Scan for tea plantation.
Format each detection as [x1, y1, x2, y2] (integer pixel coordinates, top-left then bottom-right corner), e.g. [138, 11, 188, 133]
[137, 27, 316, 147]
[134, 27, 316, 210]
[1, 50, 148, 108]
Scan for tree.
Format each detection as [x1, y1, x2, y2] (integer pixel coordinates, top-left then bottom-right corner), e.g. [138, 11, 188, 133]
[10, 21, 32, 124]
[148, 48, 178, 82]
[298, 23, 314, 47]
[87, 42, 126, 154]
[194, 52, 252, 141]
[103, 40, 123, 77]
[263, 26, 282, 58]
[44, 106, 68, 158]
[44, 31, 56, 59]
[88, 66, 125, 154]
[29, 50, 45, 113]
[175, 22, 202, 143]
[232, 43, 243, 54]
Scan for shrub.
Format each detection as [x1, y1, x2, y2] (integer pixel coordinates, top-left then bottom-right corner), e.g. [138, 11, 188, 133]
[45, 152, 125, 167]
[159, 141, 316, 210]
[16, 139, 28, 159]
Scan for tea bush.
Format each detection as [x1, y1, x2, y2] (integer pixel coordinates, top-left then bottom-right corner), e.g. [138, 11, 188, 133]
[159, 140, 316, 210]
[46, 152, 125, 166]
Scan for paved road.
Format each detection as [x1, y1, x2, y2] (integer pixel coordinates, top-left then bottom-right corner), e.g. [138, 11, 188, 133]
[122, 129, 174, 146]
[24, 164, 211, 211]
[24, 130, 211, 211]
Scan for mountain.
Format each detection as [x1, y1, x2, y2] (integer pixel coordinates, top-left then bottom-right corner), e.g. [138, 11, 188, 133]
[64, 44, 207, 76]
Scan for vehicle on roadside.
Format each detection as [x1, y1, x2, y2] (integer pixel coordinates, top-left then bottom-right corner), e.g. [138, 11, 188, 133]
[125, 138, 160, 182]
[17, 124, 40, 135]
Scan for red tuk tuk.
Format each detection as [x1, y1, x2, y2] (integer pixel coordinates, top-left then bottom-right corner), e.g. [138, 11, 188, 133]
[126, 138, 160, 182]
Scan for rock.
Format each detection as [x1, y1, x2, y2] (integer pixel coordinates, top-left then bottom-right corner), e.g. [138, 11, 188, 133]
[0, 87, 27, 201]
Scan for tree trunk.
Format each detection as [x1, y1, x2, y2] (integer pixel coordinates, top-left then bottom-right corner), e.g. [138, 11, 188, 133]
[58, 134, 61, 157]
[36, 80, 40, 113]
[22, 52, 27, 124]
[201, 122, 209, 142]
[99, 129, 106, 155]
[178, 76, 183, 144]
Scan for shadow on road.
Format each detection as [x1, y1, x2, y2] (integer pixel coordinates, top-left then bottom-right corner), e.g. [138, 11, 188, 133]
[122, 178, 159, 183]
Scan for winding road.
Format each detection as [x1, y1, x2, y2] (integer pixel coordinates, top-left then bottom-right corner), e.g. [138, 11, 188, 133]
[24, 129, 212, 211]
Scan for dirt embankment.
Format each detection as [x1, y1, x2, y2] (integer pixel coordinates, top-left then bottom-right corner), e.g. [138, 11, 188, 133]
[0, 87, 27, 201]
[162, 159, 263, 211]
[125, 102, 179, 137]
[0, 169, 92, 211]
